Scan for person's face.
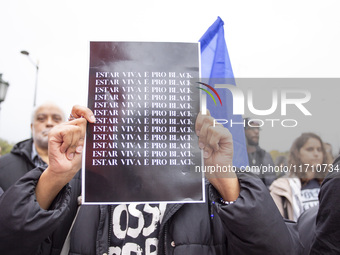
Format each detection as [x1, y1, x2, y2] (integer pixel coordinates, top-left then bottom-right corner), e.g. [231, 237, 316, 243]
[31, 104, 64, 150]
[245, 124, 260, 146]
[298, 137, 324, 166]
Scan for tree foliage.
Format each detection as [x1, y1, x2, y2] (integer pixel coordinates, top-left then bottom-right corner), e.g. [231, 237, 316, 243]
[0, 138, 14, 156]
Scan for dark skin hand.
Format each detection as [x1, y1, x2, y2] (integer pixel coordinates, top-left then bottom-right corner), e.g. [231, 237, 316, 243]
[35, 105, 95, 209]
[36, 106, 239, 209]
[195, 111, 240, 202]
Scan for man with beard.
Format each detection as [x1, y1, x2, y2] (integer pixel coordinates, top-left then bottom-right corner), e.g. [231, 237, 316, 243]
[0, 102, 65, 193]
[244, 118, 276, 187]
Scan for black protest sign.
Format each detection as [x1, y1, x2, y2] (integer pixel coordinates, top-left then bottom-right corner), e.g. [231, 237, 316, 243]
[83, 41, 203, 204]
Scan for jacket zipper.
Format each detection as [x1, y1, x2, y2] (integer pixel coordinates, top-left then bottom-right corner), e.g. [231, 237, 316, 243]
[107, 205, 113, 255]
[164, 223, 168, 255]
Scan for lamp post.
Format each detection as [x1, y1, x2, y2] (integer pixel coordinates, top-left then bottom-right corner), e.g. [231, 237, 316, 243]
[20, 50, 39, 107]
[0, 73, 10, 111]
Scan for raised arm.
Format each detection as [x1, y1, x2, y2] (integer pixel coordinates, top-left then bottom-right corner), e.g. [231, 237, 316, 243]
[195, 112, 240, 202]
[196, 112, 303, 254]
[0, 105, 95, 255]
[36, 105, 95, 209]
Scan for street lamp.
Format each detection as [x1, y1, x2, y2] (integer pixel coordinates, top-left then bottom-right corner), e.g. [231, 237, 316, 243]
[0, 73, 10, 110]
[20, 50, 39, 107]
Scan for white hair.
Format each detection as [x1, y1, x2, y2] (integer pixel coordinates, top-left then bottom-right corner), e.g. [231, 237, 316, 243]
[31, 102, 66, 123]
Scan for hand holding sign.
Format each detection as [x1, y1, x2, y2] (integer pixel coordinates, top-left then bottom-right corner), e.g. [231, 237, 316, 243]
[195, 111, 240, 202]
[35, 106, 95, 209]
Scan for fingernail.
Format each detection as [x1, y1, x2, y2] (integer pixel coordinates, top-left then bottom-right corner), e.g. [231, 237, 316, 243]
[204, 151, 209, 158]
[197, 130, 200, 136]
[199, 142, 205, 149]
[68, 153, 74, 160]
[76, 146, 83, 153]
[90, 115, 96, 123]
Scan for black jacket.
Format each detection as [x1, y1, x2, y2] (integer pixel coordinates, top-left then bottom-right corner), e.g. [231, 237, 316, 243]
[0, 161, 303, 255]
[248, 146, 277, 187]
[297, 205, 318, 255]
[0, 139, 80, 255]
[310, 156, 340, 254]
[0, 139, 35, 192]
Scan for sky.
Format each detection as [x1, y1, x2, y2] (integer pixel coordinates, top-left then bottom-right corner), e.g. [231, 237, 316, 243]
[1, 0, 340, 154]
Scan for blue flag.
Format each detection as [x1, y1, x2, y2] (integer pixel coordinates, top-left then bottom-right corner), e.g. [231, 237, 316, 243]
[199, 16, 249, 167]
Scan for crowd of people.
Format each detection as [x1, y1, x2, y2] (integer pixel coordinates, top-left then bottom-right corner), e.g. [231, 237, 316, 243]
[0, 102, 339, 254]
[243, 119, 334, 222]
